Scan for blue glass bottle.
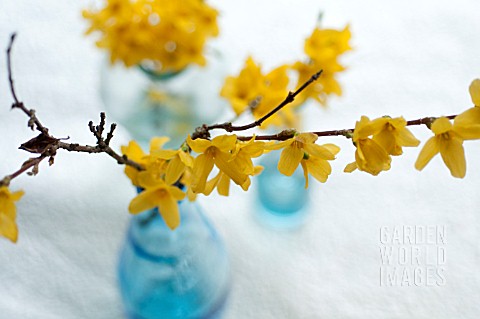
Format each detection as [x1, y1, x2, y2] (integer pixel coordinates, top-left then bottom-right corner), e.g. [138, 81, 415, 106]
[100, 53, 226, 148]
[118, 200, 230, 319]
[255, 151, 310, 229]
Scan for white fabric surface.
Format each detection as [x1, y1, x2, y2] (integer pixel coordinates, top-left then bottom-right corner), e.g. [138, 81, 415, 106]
[1, 1, 480, 318]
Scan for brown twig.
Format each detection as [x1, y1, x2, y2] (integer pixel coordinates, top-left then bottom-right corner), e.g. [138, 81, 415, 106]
[192, 69, 323, 139]
[1, 34, 144, 188]
[7, 33, 49, 135]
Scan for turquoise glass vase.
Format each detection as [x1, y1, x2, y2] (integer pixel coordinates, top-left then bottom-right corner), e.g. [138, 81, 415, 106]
[100, 54, 226, 148]
[118, 199, 230, 319]
[255, 150, 310, 229]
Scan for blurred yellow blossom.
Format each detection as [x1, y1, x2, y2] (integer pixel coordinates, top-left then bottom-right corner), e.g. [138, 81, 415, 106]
[220, 57, 298, 128]
[220, 57, 264, 115]
[415, 117, 466, 178]
[344, 116, 391, 175]
[293, 25, 352, 106]
[83, 0, 219, 72]
[0, 186, 24, 243]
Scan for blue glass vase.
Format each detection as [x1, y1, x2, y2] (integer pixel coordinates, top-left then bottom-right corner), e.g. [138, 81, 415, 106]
[255, 151, 310, 229]
[118, 200, 230, 319]
[100, 53, 226, 148]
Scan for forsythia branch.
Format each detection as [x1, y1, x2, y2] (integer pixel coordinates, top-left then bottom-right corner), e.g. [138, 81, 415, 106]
[236, 115, 459, 141]
[1, 33, 144, 188]
[192, 70, 323, 140]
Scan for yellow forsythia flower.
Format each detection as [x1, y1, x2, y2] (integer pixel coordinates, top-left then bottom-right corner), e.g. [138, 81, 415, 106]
[83, 0, 219, 72]
[220, 57, 297, 128]
[453, 79, 480, 140]
[415, 117, 467, 178]
[187, 135, 248, 193]
[128, 179, 185, 230]
[220, 57, 264, 115]
[267, 133, 338, 187]
[344, 116, 391, 176]
[0, 186, 24, 243]
[371, 117, 420, 155]
[121, 137, 170, 186]
[151, 146, 194, 185]
[292, 25, 352, 106]
[203, 137, 268, 195]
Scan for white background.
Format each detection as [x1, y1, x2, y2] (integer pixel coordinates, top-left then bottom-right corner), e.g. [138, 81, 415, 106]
[1, 0, 480, 318]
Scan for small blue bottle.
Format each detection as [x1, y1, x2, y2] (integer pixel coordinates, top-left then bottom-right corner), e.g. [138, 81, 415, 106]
[255, 151, 310, 229]
[118, 200, 230, 319]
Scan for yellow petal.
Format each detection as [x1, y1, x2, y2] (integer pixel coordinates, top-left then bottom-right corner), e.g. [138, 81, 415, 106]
[212, 134, 237, 152]
[354, 116, 384, 140]
[454, 107, 480, 140]
[469, 79, 480, 106]
[253, 166, 264, 175]
[300, 160, 309, 189]
[165, 156, 186, 185]
[0, 214, 18, 243]
[149, 137, 170, 153]
[431, 117, 453, 135]
[214, 151, 248, 186]
[178, 150, 194, 167]
[203, 172, 222, 196]
[128, 189, 159, 214]
[187, 135, 211, 153]
[396, 127, 420, 147]
[157, 195, 181, 230]
[415, 137, 440, 171]
[368, 117, 390, 134]
[192, 153, 215, 193]
[356, 139, 391, 175]
[10, 190, 25, 202]
[303, 143, 335, 160]
[218, 174, 231, 195]
[137, 170, 163, 189]
[439, 136, 466, 178]
[295, 133, 318, 144]
[321, 143, 341, 156]
[168, 186, 186, 201]
[121, 140, 145, 162]
[152, 149, 178, 159]
[264, 138, 294, 151]
[306, 158, 331, 183]
[344, 162, 358, 173]
[278, 146, 303, 176]
[373, 129, 400, 155]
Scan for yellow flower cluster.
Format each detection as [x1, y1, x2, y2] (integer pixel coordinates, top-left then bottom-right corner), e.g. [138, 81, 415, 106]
[121, 133, 341, 226]
[415, 80, 480, 178]
[220, 24, 352, 129]
[345, 116, 420, 175]
[220, 58, 295, 128]
[83, 0, 219, 72]
[344, 79, 480, 178]
[293, 25, 352, 105]
[121, 135, 269, 229]
[121, 138, 191, 229]
[0, 186, 24, 243]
